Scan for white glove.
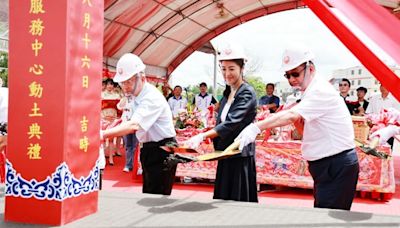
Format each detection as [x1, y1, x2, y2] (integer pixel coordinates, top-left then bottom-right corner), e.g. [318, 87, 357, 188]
[387, 108, 400, 124]
[236, 123, 261, 150]
[370, 125, 400, 145]
[184, 133, 205, 149]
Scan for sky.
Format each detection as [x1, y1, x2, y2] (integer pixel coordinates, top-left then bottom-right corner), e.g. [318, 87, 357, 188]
[168, 8, 395, 88]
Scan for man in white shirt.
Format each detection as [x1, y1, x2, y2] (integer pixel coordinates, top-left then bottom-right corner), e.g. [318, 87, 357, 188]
[168, 85, 187, 117]
[237, 45, 359, 210]
[102, 53, 177, 195]
[117, 95, 138, 173]
[366, 84, 400, 114]
[193, 82, 217, 112]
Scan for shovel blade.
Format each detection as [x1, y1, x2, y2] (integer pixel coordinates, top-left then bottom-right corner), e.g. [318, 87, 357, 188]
[160, 146, 199, 153]
[196, 150, 240, 161]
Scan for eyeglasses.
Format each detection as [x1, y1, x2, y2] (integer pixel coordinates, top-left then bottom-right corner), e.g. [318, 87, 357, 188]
[284, 66, 306, 79]
[339, 84, 349, 87]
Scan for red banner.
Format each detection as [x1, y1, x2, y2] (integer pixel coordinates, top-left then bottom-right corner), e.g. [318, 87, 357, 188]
[7, 0, 103, 225]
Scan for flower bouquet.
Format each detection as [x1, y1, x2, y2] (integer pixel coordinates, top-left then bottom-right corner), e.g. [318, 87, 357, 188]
[175, 108, 204, 129]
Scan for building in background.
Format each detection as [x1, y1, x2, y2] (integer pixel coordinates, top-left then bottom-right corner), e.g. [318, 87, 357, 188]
[331, 65, 400, 99]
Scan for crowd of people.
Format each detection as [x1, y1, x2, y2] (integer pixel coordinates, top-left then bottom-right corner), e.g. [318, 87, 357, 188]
[99, 41, 400, 212]
[338, 77, 400, 116]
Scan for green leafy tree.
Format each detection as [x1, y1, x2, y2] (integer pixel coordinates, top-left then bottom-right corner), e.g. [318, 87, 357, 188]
[245, 75, 265, 99]
[0, 51, 8, 87]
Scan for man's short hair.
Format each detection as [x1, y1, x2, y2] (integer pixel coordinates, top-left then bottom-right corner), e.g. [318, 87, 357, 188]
[341, 78, 351, 87]
[356, 86, 367, 93]
[199, 82, 207, 87]
[174, 85, 182, 90]
[266, 83, 275, 89]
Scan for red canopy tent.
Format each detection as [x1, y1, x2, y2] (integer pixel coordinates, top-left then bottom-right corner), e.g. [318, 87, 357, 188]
[103, 0, 400, 100]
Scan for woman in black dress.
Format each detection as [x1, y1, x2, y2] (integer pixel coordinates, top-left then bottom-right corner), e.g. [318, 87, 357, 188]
[185, 42, 258, 202]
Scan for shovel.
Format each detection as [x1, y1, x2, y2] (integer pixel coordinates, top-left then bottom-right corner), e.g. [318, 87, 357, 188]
[354, 138, 391, 159]
[163, 141, 242, 166]
[160, 145, 199, 153]
[195, 141, 241, 161]
[160, 140, 200, 153]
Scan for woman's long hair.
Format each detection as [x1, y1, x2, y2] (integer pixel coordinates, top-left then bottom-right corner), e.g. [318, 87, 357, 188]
[222, 59, 245, 98]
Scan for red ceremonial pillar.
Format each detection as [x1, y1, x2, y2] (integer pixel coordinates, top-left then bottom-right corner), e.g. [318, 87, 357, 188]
[6, 0, 103, 225]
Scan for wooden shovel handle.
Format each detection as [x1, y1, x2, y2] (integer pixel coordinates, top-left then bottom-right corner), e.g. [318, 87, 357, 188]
[224, 140, 240, 152]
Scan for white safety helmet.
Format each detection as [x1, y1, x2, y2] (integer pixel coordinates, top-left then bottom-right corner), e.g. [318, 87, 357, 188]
[113, 53, 146, 83]
[217, 42, 247, 62]
[279, 45, 314, 72]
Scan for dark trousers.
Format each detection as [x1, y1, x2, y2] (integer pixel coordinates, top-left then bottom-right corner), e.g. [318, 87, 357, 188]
[123, 133, 138, 169]
[308, 148, 359, 210]
[140, 137, 177, 195]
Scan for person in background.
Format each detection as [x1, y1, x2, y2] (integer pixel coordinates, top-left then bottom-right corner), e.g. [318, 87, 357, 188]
[366, 84, 400, 114]
[101, 53, 177, 195]
[101, 78, 122, 165]
[339, 78, 355, 115]
[168, 85, 188, 116]
[366, 84, 400, 148]
[370, 108, 400, 146]
[102, 78, 121, 100]
[237, 44, 359, 210]
[162, 83, 173, 100]
[185, 42, 258, 203]
[352, 86, 369, 116]
[259, 83, 280, 113]
[192, 82, 217, 112]
[117, 95, 138, 173]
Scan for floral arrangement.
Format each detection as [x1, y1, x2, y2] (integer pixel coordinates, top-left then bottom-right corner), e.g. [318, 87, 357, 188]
[175, 109, 204, 129]
[206, 105, 216, 128]
[174, 105, 217, 130]
[255, 104, 300, 142]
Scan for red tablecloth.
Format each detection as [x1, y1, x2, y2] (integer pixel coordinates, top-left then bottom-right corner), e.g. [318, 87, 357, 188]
[176, 139, 395, 194]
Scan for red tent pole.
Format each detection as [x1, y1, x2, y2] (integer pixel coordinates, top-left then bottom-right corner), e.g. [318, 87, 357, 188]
[304, 0, 400, 102]
[326, 0, 400, 65]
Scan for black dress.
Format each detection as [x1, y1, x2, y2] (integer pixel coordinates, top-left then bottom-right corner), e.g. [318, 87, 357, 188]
[213, 83, 258, 202]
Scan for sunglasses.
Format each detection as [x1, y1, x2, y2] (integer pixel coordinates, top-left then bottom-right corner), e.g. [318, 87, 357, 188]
[284, 66, 306, 79]
[284, 72, 301, 79]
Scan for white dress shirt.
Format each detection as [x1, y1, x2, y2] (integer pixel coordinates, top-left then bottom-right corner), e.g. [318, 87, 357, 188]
[292, 76, 355, 161]
[194, 93, 213, 112]
[168, 96, 188, 116]
[366, 93, 400, 114]
[130, 83, 176, 143]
